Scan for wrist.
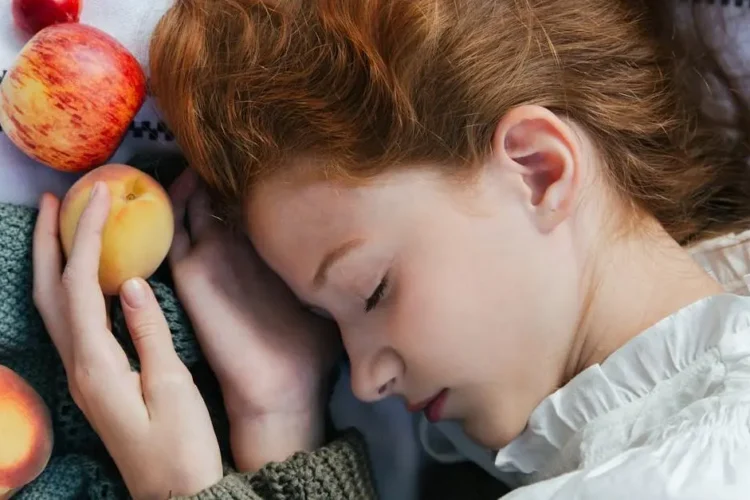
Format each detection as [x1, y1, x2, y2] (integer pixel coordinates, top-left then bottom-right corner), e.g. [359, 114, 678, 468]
[228, 409, 325, 472]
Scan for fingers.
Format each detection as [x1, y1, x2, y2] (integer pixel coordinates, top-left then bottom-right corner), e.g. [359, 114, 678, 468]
[63, 182, 110, 288]
[120, 278, 188, 384]
[168, 167, 221, 264]
[168, 169, 197, 263]
[187, 185, 219, 242]
[32, 193, 72, 365]
[35, 187, 131, 387]
[33, 194, 63, 288]
[61, 183, 113, 356]
[120, 277, 196, 414]
[61, 183, 130, 375]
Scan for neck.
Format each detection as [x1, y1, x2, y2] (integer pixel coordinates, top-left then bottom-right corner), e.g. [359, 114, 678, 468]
[563, 224, 724, 383]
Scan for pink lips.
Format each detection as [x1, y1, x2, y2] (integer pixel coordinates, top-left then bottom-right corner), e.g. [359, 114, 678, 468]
[407, 389, 449, 422]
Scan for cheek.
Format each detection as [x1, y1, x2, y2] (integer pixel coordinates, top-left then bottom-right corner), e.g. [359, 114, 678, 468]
[384, 232, 557, 383]
[384, 254, 505, 380]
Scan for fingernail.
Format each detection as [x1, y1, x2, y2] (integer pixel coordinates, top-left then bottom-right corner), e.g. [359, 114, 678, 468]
[89, 182, 104, 201]
[121, 278, 146, 308]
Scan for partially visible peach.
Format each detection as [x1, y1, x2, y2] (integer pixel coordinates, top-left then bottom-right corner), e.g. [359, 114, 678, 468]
[0, 365, 53, 499]
[59, 164, 175, 295]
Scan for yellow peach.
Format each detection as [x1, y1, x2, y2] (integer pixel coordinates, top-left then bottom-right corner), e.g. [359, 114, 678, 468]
[0, 365, 53, 499]
[59, 164, 174, 295]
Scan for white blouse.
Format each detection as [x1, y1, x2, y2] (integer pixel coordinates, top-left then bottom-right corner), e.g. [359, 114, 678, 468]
[426, 293, 750, 499]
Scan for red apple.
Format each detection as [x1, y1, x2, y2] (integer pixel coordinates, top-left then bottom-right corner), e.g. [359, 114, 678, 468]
[0, 23, 146, 173]
[12, 0, 82, 35]
[0, 366, 53, 499]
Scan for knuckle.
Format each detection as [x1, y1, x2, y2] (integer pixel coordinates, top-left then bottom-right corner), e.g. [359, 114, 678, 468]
[33, 281, 61, 312]
[178, 264, 207, 287]
[130, 319, 162, 343]
[166, 367, 193, 386]
[148, 367, 194, 393]
[71, 361, 112, 395]
[31, 285, 47, 309]
[70, 365, 97, 400]
[72, 365, 94, 389]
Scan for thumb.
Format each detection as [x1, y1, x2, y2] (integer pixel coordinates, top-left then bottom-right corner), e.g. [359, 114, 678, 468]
[120, 278, 181, 374]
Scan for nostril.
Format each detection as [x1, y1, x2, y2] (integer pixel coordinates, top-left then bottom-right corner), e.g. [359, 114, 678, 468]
[378, 377, 396, 396]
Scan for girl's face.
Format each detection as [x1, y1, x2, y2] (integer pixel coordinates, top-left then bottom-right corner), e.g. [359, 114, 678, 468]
[245, 107, 593, 448]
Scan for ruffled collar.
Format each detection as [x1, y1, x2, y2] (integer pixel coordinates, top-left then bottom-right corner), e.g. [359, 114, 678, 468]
[494, 293, 750, 475]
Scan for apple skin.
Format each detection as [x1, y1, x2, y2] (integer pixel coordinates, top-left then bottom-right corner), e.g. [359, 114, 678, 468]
[59, 164, 175, 296]
[12, 0, 83, 35]
[0, 23, 146, 173]
[0, 365, 53, 500]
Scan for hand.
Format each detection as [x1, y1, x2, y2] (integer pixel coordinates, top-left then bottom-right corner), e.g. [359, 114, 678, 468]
[168, 170, 340, 472]
[32, 184, 223, 499]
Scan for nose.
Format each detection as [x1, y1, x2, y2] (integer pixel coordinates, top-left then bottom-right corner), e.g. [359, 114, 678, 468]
[347, 345, 403, 403]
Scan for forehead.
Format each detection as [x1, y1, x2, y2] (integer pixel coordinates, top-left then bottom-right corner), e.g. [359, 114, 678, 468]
[245, 165, 460, 238]
[247, 176, 361, 248]
[243, 162, 480, 280]
[244, 165, 453, 279]
[243, 170, 369, 289]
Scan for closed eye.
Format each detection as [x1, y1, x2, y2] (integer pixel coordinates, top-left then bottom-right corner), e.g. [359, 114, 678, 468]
[365, 275, 388, 312]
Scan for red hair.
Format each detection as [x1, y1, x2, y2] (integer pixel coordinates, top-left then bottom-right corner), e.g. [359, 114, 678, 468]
[149, 0, 750, 244]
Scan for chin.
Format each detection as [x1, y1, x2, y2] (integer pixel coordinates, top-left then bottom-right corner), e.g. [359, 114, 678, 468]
[462, 415, 520, 450]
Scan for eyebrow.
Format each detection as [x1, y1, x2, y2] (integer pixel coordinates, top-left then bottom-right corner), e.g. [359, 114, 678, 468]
[313, 238, 365, 288]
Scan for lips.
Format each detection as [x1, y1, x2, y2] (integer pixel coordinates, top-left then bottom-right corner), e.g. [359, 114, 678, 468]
[407, 389, 449, 422]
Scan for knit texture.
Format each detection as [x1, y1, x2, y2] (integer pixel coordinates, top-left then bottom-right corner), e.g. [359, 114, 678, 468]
[0, 200, 230, 499]
[181, 431, 376, 500]
[0, 157, 376, 499]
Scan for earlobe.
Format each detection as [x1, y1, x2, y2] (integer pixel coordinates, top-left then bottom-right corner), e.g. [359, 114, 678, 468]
[491, 105, 579, 229]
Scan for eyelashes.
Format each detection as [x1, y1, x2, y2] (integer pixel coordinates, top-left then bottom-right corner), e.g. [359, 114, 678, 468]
[365, 275, 388, 312]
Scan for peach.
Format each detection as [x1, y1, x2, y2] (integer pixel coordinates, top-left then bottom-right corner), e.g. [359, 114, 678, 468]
[59, 164, 175, 295]
[0, 365, 53, 499]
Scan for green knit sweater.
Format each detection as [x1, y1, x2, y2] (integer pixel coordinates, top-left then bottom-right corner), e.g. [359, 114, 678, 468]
[0, 181, 375, 499]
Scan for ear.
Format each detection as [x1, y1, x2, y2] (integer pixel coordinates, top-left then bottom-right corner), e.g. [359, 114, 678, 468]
[491, 105, 580, 231]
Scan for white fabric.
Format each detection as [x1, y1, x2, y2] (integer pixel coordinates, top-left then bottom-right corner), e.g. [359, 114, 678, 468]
[493, 293, 750, 500]
[690, 229, 750, 296]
